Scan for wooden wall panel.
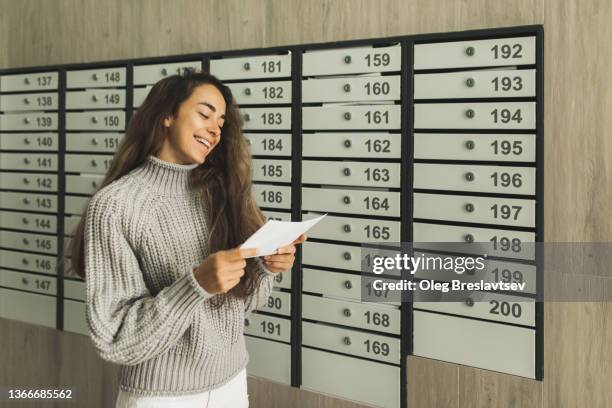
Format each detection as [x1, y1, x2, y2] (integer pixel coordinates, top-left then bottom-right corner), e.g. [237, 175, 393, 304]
[0, 0, 611, 407]
[0, 0, 7, 68]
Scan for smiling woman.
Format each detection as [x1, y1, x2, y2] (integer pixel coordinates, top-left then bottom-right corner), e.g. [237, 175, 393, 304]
[158, 82, 226, 165]
[65, 70, 305, 407]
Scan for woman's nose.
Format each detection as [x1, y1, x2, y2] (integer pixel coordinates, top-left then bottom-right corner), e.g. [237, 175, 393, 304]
[208, 124, 220, 138]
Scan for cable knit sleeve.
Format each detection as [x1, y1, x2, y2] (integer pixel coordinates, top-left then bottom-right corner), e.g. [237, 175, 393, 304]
[84, 191, 214, 366]
[244, 257, 277, 317]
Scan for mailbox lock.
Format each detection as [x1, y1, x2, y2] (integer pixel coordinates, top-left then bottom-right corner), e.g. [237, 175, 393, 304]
[344, 280, 352, 289]
[344, 55, 352, 64]
[464, 234, 474, 243]
[342, 196, 351, 204]
[343, 112, 352, 121]
[465, 109, 475, 119]
[343, 224, 352, 233]
[343, 139, 352, 148]
[243, 62, 251, 71]
[465, 140, 475, 150]
[343, 168, 351, 176]
[92, 73, 99, 81]
[343, 252, 352, 261]
[465, 203, 475, 213]
[343, 308, 352, 317]
[343, 83, 351, 92]
[161, 68, 168, 76]
[244, 318, 250, 326]
[244, 87, 251, 96]
[465, 77, 475, 87]
[465, 46, 475, 56]
[343, 336, 352, 345]
[24, 137, 31, 145]
[465, 297, 475, 307]
[464, 172, 475, 182]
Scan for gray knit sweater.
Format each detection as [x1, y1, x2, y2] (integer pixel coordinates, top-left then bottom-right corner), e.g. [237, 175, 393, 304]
[83, 154, 276, 396]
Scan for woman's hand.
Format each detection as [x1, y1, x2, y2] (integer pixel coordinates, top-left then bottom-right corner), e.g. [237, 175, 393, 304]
[194, 247, 258, 294]
[262, 234, 307, 274]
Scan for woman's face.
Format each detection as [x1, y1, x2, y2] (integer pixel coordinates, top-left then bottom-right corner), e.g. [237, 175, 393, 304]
[161, 83, 227, 165]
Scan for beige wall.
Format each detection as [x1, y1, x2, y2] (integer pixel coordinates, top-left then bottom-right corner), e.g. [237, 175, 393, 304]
[1, 0, 611, 407]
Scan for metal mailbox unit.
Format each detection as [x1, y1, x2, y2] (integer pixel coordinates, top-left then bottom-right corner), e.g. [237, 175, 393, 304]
[63, 64, 130, 335]
[300, 42, 403, 408]
[411, 32, 543, 382]
[0, 25, 543, 408]
[210, 50, 295, 385]
[0, 70, 60, 329]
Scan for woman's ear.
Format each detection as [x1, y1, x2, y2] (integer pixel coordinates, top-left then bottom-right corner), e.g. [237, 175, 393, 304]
[162, 116, 173, 128]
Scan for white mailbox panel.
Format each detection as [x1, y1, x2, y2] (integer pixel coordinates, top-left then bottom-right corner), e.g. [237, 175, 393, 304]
[133, 61, 202, 85]
[67, 67, 127, 88]
[0, 112, 58, 131]
[301, 348, 400, 408]
[245, 133, 291, 156]
[413, 310, 535, 378]
[241, 107, 291, 130]
[0, 288, 56, 328]
[414, 163, 536, 195]
[302, 132, 401, 159]
[415, 69, 536, 99]
[414, 133, 535, 162]
[414, 193, 536, 228]
[0, 92, 58, 111]
[0, 133, 58, 151]
[414, 36, 536, 69]
[1, 72, 58, 92]
[302, 75, 401, 103]
[66, 89, 126, 109]
[245, 336, 291, 385]
[210, 54, 292, 80]
[244, 313, 290, 343]
[303, 104, 401, 130]
[227, 81, 292, 104]
[303, 44, 401, 76]
[414, 102, 535, 130]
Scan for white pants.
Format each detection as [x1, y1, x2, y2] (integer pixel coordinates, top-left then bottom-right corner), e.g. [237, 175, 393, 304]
[114, 368, 249, 408]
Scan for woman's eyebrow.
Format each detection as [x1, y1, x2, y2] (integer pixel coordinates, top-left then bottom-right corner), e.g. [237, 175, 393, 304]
[198, 102, 225, 118]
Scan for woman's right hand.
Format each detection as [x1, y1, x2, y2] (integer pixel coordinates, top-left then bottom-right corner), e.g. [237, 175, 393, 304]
[193, 247, 258, 294]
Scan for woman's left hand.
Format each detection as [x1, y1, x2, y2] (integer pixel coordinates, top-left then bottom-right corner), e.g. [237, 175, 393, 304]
[262, 234, 307, 274]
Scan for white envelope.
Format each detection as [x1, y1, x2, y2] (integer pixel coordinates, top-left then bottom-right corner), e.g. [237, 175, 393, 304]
[240, 214, 327, 257]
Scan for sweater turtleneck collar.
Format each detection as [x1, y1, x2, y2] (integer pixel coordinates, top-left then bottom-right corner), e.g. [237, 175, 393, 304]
[130, 155, 200, 196]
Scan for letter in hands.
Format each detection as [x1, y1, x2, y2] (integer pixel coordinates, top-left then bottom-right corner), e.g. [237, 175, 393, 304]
[261, 233, 307, 274]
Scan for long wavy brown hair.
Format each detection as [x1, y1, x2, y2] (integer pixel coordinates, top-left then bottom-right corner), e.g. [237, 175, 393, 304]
[68, 70, 266, 308]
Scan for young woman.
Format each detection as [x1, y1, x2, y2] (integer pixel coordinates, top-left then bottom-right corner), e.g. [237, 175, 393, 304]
[69, 70, 305, 407]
